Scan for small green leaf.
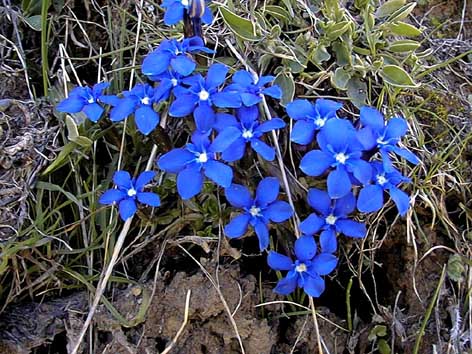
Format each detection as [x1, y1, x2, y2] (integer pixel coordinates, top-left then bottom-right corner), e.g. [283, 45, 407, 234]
[263, 5, 291, 22]
[388, 39, 420, 52]
[42, 142, 76, 175]
[23, 15, 42, 31]
[274, 72, 295, 106]
[447, 254, 465, 282]
[380, 65, 419, 88]
[387, 2, 417, 22]
[333, 41, 351, 66]
[220, 7, 261, 41]
[332, 67, 351, 90]
[326, 21, 350, 41]
[65, 115, 79, 141]
[368, 325, 388, 341]
[347, 77, 367, 107]
[378, 339, 392, 354]
[388, 21, 422, 37]
[312, 45, 331, 65]
[375, 0, 406, 18]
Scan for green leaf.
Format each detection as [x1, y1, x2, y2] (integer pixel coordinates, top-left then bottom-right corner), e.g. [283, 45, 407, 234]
[388, 39, 420, 52]
[347, 77, 367, 107]
[326, 21, 350, 41]
[42, 142, 77, 175]
[220, 7, 261, 41]
[274, 72, 295, 106]
[388, 21, 422, 37]
[380, 64, 419, 88]
[332, 67, 351, 90]
[312, 45, 331, 65]
[378, 339, 392, 354]
[387, 2, 417, 22]
[65, 115, 79, 141]
[333, 41, 351, 66]
[447, 254, 465, 282]
[263, 5, 291, 22]
[368, 325, 388, 341]
[375, 0, 406, 18]
[23, 15, 42, 31]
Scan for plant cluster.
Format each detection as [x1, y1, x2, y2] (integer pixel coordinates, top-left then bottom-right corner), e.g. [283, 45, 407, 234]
[56, 0, 419, 299]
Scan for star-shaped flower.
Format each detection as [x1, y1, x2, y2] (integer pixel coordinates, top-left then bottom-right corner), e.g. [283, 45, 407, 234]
[161, 0, 213, 26]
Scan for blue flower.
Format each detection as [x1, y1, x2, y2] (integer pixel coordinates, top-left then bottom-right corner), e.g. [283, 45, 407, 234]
[286, 98, 342, 145]
[267, 235, 337, 297]
[299, 189, 366, 253]
[146, 70, 187, 102]
[161, 0, 213, 26]
[300, 118, 372, 199]
[109, 83, 160, 135]
[157, 130, 239, 199]
[224, 70, 282, 106]
[357, 161, 411, 216]
[357, 106, 420, 172]
[213, 106, 285, 161]
[169, 63, 242, 133]
[141, 37, 213, 77]
[224, 177, 293, 251]
[99, 170, 161, 221]
[56, 82, 109, 122]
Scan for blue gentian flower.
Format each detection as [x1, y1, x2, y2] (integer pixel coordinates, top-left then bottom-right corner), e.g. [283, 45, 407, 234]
[109, 83, 160, 135]
[300, 119, 372, 199]
[56, 82, 109, 122]
[99, 171, 161, 221]
[169, 63, 242, 133]
[146, 70, 187, 102]
[213, 106, 286, 162]
[299, 189, 366, 253]
[161, 0, 213, 26]
[141, 37, 213, 77]
[158, 131, 239, 199]
[357, 161, 411, 216]
[224, 177, 293, 251]
[286, 98, 342, 145]
[224, 70, 282, 107]
[267, 235, 337, 297]
[357, 106, 420, 172]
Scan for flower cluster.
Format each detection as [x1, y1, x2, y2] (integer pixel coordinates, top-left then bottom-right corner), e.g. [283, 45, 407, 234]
[56, 2, 420, 302]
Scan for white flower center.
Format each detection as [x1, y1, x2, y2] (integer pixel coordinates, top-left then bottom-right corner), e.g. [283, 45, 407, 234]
[295, 263, 307, 273]
[325, 214, 337, 225]
[181, 0, 189, 6]
[197, 152, 208, 163]
[376, 175, 387, 185]
[199, 90, 210, 101]
[87, 96, 95, 104]
[242, 130, 253, 139]
[335, 153, 348, 164]
[249, 206, 261, 217]
[141, 96, 150, 105]
[171, 78, 178, 86]
[376, 138, 387, 145]
[315, 118, 325, 127]
[127, 188, 137, 197]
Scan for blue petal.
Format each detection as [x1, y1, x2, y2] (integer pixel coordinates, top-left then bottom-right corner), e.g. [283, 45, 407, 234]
[389, 186, 410, 216]
[254, 220, 270, 251]
[135, 106, 160, 135]
[256, 177, 280, 206]
[99, 95, 120, 106]
[273, 270, 298, 295]
[347, 159, 372, 184]
[210, 127, 241, 152]
[163, 2, 184, 25]
[318, 118, 357, 152]
[262, 85, 282, 99]
[170, 55, 196, 76]
[299, 213, 324, 235]
[311, 253, 338, 275]
[99, 189, 126, 205]
[212, 92, 242, 108]
[327, 167, 351, 199]
[286, 99, 314, 120]
[135, 171, 156, 191]
[82, 103, 104, 122]
[320, 229, 337, 253]
[221, 138, 246, 162]
[241, 93, 262, 106]
[110, 97, 138, 122]
[225, 213, 251, 238]
[194, 102, 215, 133]
[118, 198, 137, 220]
[225, 183, 252, 208]
[206, 63, 228, 89]
[232, 70, 254, 86]
[294, 234, 317, 262]
[291, 120, 316, 145]
[265, 201, 293, 222]
[113, 171, 132, 189]
[360, 106, 384, 132]
[336, 219, 366, 238]
[201, 6, 213, 24]
[267, 251, 293, 271]
[307, 188, 331, 215]
[214, 113, 238, 132]
[357, 185, 384, 213]
[251, 139, 275, 161]
[137, 192, 161, 207]
[158, 149, 195, 173]
[257, 75, 275, 86]
[315, 99, 342, 118]
[333, 192, 356, 217]
[57, 97, 85, 113]
[384, 117, 408, 140]
[141, 52, 171, 76]
[237, 105, 259, 126]
[256, 118, 285, 133]
[169, 95, 197, 117]
[302, 273, 325, 298]
[177, 166, 203, 199]
[356, 127, 377, 150]
[92, 82, 109, 97]
[204, 160, 233, 187]
[391, 146, 420, 165]
[300, 150, 332, 176]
